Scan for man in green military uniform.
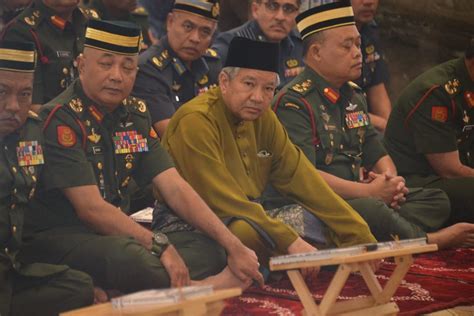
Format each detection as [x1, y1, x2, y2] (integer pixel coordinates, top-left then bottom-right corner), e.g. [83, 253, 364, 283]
[1, 0, 88, 107]
[132, 0, 221, 137]
[19, 20, 263, 294]
[0, 40, 94, 316]
[82, 0, 153, 49]
[384, 39, 474, 224]
[162, 36, 377, 275]
[273, 1, 474, 249]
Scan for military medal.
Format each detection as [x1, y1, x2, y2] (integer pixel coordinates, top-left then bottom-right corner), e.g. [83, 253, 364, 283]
[345, 111, 369, 129]
[16, 141, 44, 167]
[125, 154, 134, 169]
[87, 128, 101, 144]
[113, 131, 148, 154]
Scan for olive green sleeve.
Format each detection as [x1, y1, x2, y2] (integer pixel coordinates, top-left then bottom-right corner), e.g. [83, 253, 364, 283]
[273, 93, 317, 165]
[265, 111, 377, 247]
[165, 112, 299, 253]
[405, 89, 458, 154]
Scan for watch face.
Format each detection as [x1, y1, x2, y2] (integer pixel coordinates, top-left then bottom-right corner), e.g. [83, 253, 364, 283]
[153, 233, 169, 245]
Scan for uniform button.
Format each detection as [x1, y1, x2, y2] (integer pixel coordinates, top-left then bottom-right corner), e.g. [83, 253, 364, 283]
[246, 170, 250, 175]
[97, 162, 103, 170]
[11, 166, 17, 173]
[117, 189, 122, 195]
[115, 171, 118, 176]
[4, 145, 7, 150]
[4, 248, 9, 254]
[340, 144, 344, 149]
[12, 226, 17, 234]
[243, 152, 247, 157]
[10, 204, 16, 210]
[13, 188, 17, 194]
[351, 164, 356, 169]
[32, 175, 37, 182]
[62, 67, 69, 75]
[237, 135, 241, 139]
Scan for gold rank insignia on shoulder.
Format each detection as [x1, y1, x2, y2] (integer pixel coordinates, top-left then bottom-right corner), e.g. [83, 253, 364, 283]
[212, 2, 220, 18]
[69, 98, 83, 113]
[24, 16, 36, 26]
[365, 45, 375, 55]
[284, 102, 300, 110]
[444, 79, 460, 95]
[198, 75, 209, 85]
[206, 48, 218, 57]
[291, 79, 312, 93]
[132, 6, 147, 15]
[286, 59, 299, 68]
[137, 100, 147, 113]
[152, 56, 163, 68]
[28, 110, 39, 118]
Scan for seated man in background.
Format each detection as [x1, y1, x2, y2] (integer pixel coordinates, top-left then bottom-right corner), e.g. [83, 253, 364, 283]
[384, 38, 474, 224]
[0, 40, 94, 316]
[19, 20, 263, 295]
[132, 0, 221, 137]
[1, 0, 88, 107]
[351, 0, 391, 133]
[212, 0, 303, 89]
[161, 36, 377, 275]
[273, 0, 474, 249]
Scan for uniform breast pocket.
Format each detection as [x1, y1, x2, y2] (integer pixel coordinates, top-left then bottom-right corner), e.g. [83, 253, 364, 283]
[257, 150, 273, 182]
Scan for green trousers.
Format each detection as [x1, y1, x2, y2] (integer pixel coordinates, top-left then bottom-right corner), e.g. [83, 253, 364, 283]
[1, 267, 93, 316]
[18, 227, 227, 293]
[348, 187, 450, 241]
[404, 175, 474, 224]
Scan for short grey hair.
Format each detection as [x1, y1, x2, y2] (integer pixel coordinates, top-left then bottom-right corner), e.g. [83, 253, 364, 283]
[220, 66, 281, 86]
[302, 30, 326, 57]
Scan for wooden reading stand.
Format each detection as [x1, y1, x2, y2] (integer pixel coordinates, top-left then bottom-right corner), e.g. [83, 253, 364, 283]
[269, 238, 438, 316]
[60, 288, 241, 316]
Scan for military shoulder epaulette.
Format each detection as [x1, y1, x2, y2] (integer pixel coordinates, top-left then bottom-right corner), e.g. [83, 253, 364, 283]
[348, 81, 362, 91]
[151, 48, 171, 71]
[79, 7, 100, 19]
[132, 6, 148, 16]
[289, 79, 314, 95]
[123, 96, 148, 114]
[204, 48, 219, 59]
[443, 78, 461, 96]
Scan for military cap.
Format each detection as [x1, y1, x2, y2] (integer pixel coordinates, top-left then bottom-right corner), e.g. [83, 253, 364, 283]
[84, 20, 141, 55]
[173, 0, 220, 20]
[224, 37, 279, 73]
[296, 0, 355, 40]
[0, 40, 36, 72]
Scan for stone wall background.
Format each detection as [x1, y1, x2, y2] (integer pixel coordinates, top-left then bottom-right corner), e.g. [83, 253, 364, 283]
[376, 0, 474, 102]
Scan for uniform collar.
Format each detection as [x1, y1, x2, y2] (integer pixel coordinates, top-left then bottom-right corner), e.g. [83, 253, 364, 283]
[35, 0, 86, 31]
[161, 36, 210, 79]
[74, 80, 129, 125]
[303, 67, 353, 104]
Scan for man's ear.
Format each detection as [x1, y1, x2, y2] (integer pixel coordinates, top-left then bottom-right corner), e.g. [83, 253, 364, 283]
[250, 1, 260, 20]
[166, 12, 174, 30]
[76, 53, 85, 75]
[218, 71, 229, 94]
[309, 42, 323, 62]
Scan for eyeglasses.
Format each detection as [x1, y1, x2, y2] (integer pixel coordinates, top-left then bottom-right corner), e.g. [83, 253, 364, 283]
[262, 1, 299, 15]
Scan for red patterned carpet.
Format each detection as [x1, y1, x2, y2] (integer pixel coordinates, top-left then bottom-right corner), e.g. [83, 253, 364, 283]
[222, 248, 474, 316]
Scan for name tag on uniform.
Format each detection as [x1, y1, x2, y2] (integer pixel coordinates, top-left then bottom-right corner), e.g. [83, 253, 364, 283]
[462, 125, 474, 132]
[113, 131, 148, 154]
[56, 50, 71, 58]
[345, 111, 369, 129]
[16, 141, 44, 166]
[92, 146, 103, 155]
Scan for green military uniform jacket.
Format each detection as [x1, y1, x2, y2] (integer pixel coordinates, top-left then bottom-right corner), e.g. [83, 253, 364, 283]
[1, 113, 67, 316]
[384, 57, 474, 181]
[25, 80, 173, 243]
[273, 67, 387, 181]
[83, 0, 152, 48]
[163, 87, 376, 254]
[1, 0, 88, 104]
